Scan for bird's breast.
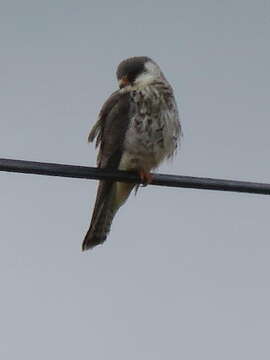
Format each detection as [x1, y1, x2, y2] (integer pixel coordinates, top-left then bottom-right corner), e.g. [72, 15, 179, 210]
[119, 84, 180, 172]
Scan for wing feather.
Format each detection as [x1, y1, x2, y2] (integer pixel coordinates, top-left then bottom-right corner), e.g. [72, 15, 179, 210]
[82, 90, 132, 250]
[88, 90, 131, 167]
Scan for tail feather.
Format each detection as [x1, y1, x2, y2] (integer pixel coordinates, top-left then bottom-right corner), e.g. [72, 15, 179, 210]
[82, 181, 134, 251]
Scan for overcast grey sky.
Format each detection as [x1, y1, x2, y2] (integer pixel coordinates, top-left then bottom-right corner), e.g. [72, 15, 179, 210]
[0, 1, 270, 359]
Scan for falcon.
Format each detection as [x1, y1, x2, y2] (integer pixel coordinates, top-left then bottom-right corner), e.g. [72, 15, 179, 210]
[82, 56, 181, 251]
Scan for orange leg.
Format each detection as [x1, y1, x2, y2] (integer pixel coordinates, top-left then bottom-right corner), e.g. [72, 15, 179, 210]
[138, 169, 153, 186]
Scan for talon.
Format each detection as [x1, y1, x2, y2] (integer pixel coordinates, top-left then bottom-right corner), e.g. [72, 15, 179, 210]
[139, 170, 153, 186]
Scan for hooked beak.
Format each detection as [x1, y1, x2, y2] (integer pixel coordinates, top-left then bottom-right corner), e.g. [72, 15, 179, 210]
[118, 75, 130, 89]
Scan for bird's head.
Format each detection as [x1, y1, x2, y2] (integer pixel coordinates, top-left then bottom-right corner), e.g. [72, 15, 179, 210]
[116, 56, 163, 90]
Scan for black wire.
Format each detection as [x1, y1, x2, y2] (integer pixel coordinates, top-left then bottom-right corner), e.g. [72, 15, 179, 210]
[0, 158, 270, 195]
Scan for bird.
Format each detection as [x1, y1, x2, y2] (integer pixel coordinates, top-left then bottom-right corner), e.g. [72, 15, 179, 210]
[82, 56, 182, 251]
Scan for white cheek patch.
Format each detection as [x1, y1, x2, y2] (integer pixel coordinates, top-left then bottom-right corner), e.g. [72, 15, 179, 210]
[144, 61, 160, 75]
[134, 61, 161, 87]
[134, 72, 155, 86]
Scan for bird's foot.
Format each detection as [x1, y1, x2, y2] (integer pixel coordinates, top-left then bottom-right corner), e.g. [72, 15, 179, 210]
[139, 170, 153, 186]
